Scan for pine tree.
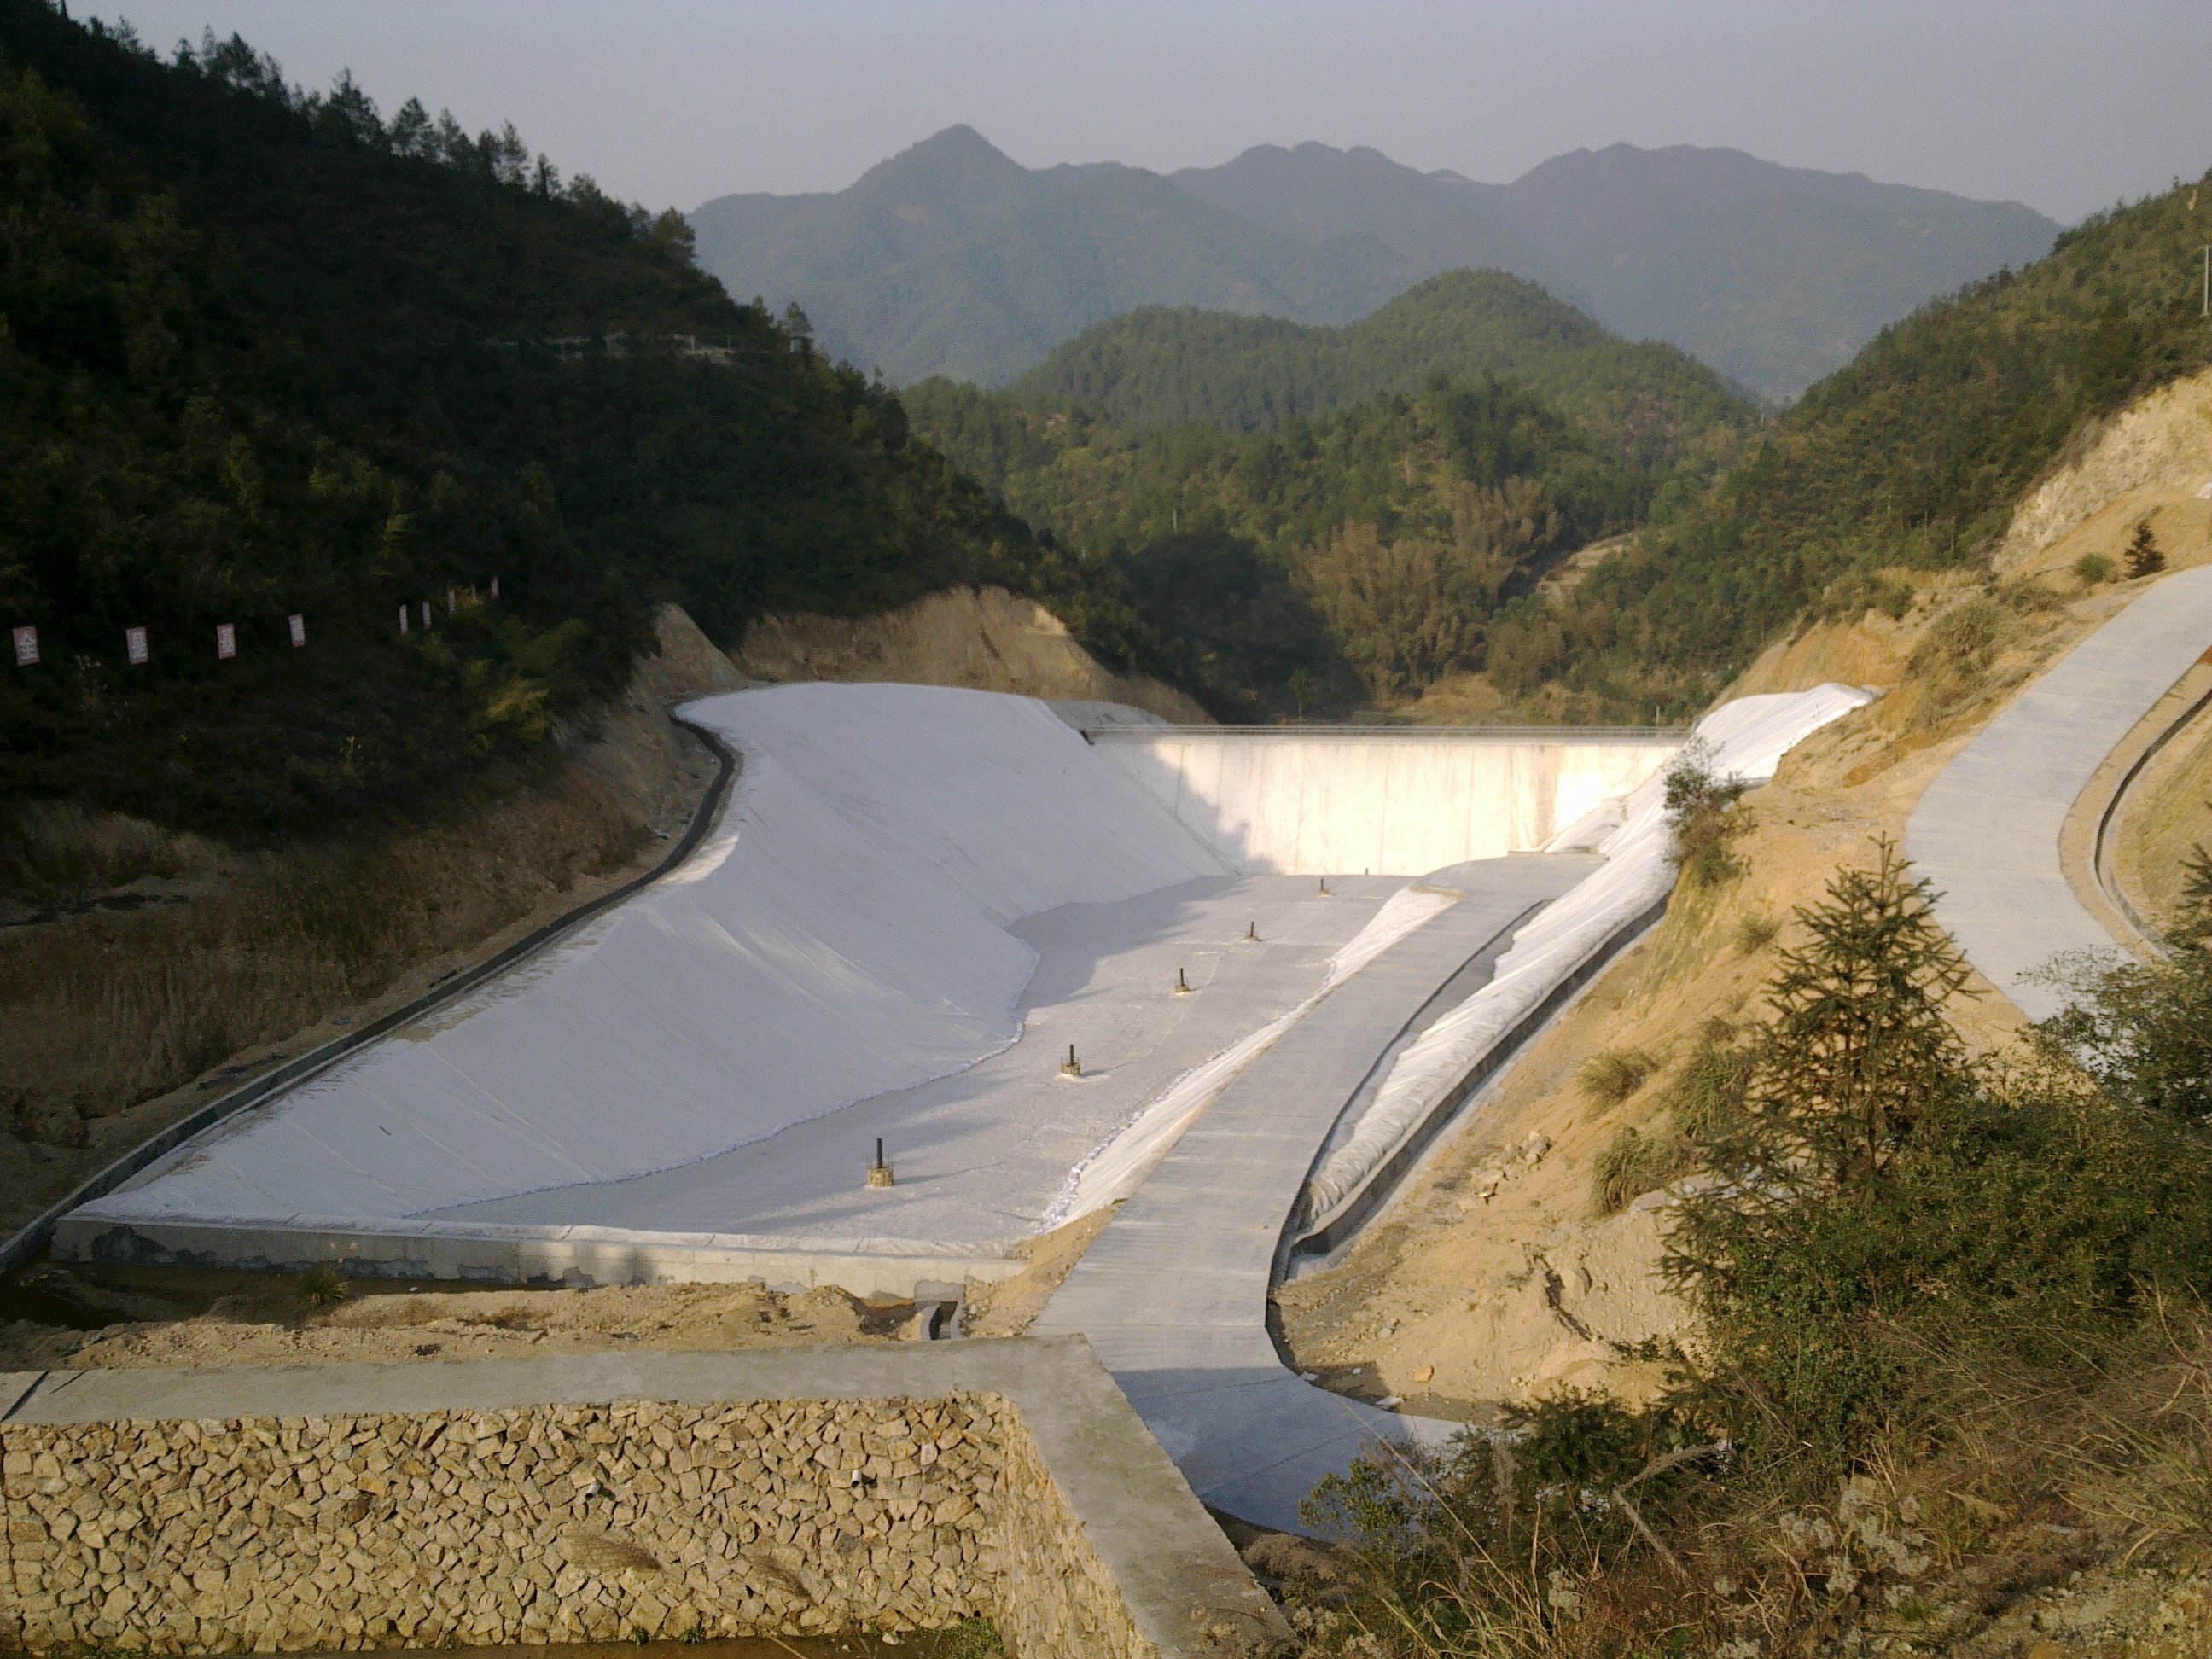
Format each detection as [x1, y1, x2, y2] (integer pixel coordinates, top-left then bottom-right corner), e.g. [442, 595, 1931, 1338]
[1694, 837, 1974, 1191]
[2126, 515, 2166, 579]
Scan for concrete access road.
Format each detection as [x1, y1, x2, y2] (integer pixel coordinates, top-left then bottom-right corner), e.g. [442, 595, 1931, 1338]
[1909, 565, 2212, 1021]
[1036, 853, 1591, 1532]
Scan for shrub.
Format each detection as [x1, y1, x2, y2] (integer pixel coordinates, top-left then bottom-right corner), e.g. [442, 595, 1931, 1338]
[941, 1617, 1005, 1659]
[1662, 742, 1754, 887]
[2072, 550, 2116, 586]
[1591, 1125, 1691, 1214]
[1579, 1045, 1658, 1104]
[1816, 568, 1916, 623]
[296, 1265, 352, 1308]
[2039, 935, 2212, 1124]
[2180, 838, 2212, 943]
[1906, 596, 2009, 703]
[1298, 1394, 1722, 1656]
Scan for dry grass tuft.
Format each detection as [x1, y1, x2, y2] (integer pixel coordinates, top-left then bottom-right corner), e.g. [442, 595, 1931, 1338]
[294, 1266, 351, 1309]
[1590, 1126, 1693, 1215]
[1732, 909, 1782, 954]
[1577, 1046, 1659, 1105]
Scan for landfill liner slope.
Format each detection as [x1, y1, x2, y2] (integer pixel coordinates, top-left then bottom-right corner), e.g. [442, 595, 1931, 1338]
[70, 684, 1233, 1231]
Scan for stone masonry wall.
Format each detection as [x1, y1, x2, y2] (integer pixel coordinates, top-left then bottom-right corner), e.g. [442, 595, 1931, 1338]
[993, 1409, 1160, 1659]
[0, 1389, 1156, 1656]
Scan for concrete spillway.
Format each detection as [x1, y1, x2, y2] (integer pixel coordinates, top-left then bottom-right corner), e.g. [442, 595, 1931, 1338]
[1086, 726, 1681, 875]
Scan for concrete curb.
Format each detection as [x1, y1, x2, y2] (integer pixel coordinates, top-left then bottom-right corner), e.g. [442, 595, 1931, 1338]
[1286, 885, 1671, 1262]
[2089, 664, 2212, 944]
[0, 718, 737, 1278]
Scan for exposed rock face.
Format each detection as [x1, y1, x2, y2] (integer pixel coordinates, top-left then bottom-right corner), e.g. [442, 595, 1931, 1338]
[1994, 365, 2212, 573]
[737, 585, 1212, 725]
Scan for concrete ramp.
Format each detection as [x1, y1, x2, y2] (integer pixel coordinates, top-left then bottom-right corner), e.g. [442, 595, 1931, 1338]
[1911, 564, 2212, 1021]
[1087, 726, 1682, 874]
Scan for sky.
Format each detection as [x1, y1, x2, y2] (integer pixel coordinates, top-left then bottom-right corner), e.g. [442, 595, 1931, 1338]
[90, 0, 2212, 224]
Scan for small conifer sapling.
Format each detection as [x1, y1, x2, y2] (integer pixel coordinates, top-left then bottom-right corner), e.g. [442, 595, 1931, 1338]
[2125, 516, 2166, 579]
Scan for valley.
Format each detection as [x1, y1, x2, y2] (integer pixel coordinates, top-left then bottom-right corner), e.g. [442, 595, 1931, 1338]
[7, 3, 2212, 1656]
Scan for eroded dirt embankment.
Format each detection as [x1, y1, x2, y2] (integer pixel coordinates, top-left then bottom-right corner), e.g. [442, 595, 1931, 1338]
[0, 1265, 917, 1373]
[1275, 366, 2212, 1418]
[736, 584, 1212, 724]
[0, 605, 746, 1242]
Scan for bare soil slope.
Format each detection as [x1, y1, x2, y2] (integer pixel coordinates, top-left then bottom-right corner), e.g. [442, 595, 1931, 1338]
[736, 585, 1211, 723]
[0, 1263, 911, 1372]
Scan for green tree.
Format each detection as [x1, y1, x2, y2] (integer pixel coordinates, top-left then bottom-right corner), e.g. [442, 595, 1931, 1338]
[2180, 838, 2212, 941]
[2126, 515, 2167, 578]
[2040, 838, 2212, 1124]
[1732, 838, 1975, 1183]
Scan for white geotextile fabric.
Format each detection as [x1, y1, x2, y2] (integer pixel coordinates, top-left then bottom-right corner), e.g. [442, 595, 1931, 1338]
[1297, 684, 1875, 1225]
[83, 684, 1233, 1226]
[1043, 882, 1461, 1225]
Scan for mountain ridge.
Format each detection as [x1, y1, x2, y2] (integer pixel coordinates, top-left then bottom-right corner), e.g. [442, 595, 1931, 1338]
[1002, 269, 1750, 463]
[690, 128, 2059, 399]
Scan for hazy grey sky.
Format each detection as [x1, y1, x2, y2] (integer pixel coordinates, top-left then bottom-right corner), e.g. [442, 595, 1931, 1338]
[91, 1, 2212, 223]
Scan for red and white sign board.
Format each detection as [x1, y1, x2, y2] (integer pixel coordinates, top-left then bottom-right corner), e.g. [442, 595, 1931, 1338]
[216, 623, 236, 660]
[125, 626, 148, 666]
[288, 613, 306, 648]
[11, 626, 36, 667]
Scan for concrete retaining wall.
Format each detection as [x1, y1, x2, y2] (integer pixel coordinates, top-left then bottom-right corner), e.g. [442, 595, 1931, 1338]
[0, 1340, 1284, 1658]
[1088, 728, 1679, 874]
[49, 1216, 1019, 1303]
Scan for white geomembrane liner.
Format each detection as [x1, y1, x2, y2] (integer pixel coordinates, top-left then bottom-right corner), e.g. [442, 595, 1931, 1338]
[1298, 683, 1874, 1225]
[78, 679, 1862, 1267]
[82, 684, 1238, 1227]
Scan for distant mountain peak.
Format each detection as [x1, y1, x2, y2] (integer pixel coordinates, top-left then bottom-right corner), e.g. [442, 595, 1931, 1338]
[849, 124, 1028, 205]
[903, 123, 1005, 160]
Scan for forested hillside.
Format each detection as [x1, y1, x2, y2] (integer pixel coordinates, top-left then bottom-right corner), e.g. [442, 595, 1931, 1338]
[911, 177, 2212, 725]
[0, 4, 1150, 839]
[1516, 173, 2212, 713]
[906, 286, 1753, 716]
[1176, 141, 2058, 401]
[1004, 271, 1751, 460]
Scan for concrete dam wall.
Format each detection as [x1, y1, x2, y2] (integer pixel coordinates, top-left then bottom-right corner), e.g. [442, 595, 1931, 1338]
[1086, 726, 1684, 876]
